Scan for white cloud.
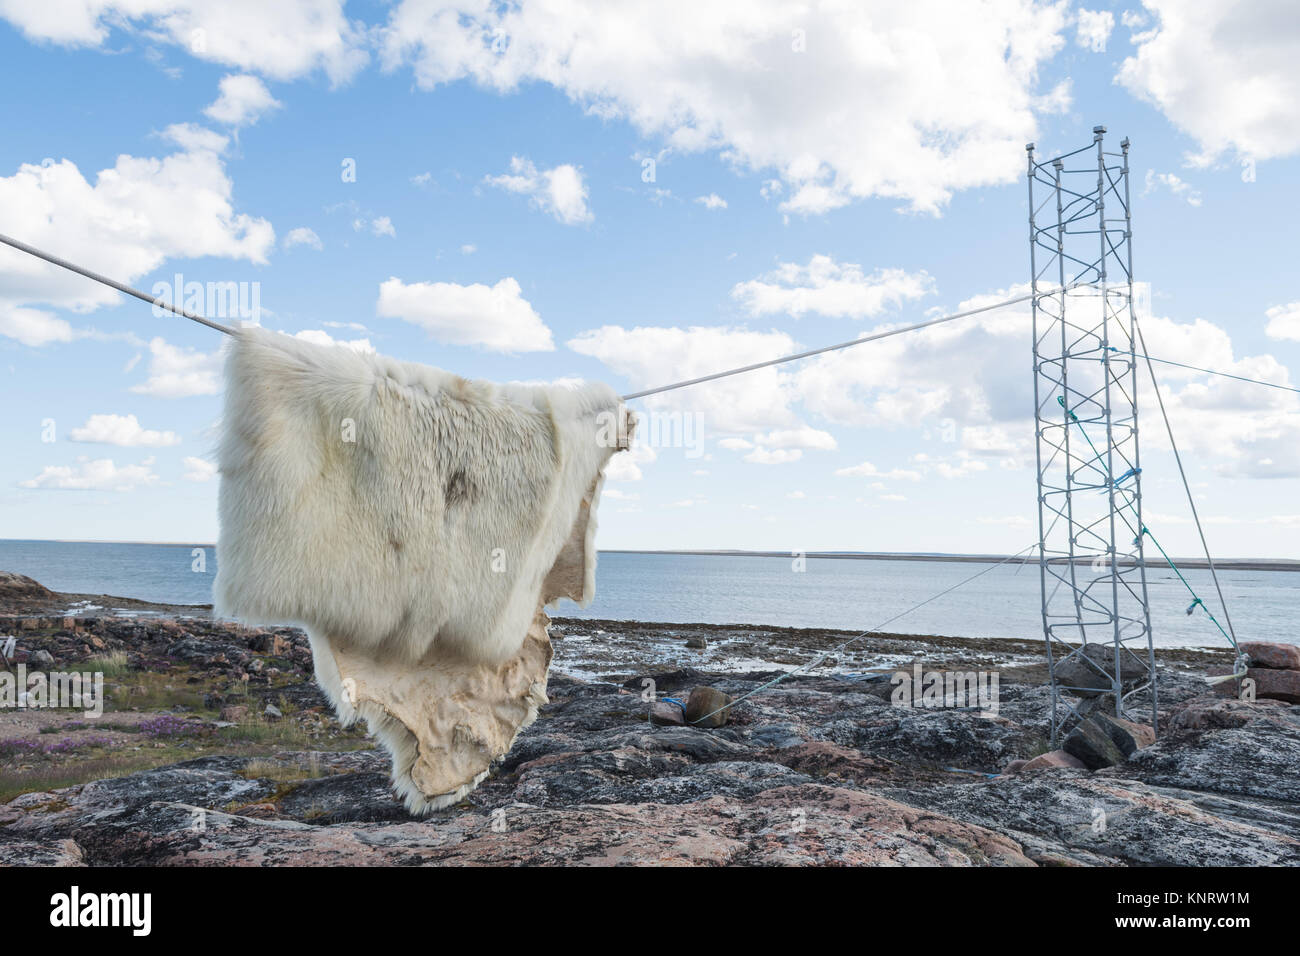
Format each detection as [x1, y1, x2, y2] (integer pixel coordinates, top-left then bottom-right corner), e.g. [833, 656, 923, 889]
[577, 279, 1300, 485]
[284, 227, 323, 250]
[287, 329, 374, 353]
[69, 413, 180, 447]
[835, 461, 924, 481]
[569, 325, 799, 434]
[486, 157, 592, 225]
[0, 306, 74, 347]
[377, 276, 554, 352]
[1140, 331, 1300, 479]
[129, 337, 223, 398]
[744, 448, 802, 465]
[460, 243, 477, 255]
[806, 279, 1300, 481]
[794, 283, 1039, 434]
[604, 442, 656, 482]
[0, 1, 369, 84]
[1118, 0, 1300, 166]
[1265, 302, 1300, 341]
[1032, 78, 1073, 115]
[934, 457, 990, 479]
[756, 427, 836, 450]
[20, 456, 159, 491]
[1075, 8, 1114, 52]
[204, 74, 282, 127]
[0, 123, 273, 345]
[383, 0, 1069, 214]
[1143, 169, 1202, 206]
[732, 256, 935, 319]
[345, 213, 396, 237]
[717, 429, 836, 460]
[694, 193, 727, 210]
[181, 456, 218, 482]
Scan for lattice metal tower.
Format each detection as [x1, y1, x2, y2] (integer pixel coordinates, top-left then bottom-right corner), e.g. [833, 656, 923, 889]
[1027, 127, 1157, 744]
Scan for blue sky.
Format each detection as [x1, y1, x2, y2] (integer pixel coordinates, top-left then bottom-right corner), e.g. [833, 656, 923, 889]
[1, 1, 1298, 557]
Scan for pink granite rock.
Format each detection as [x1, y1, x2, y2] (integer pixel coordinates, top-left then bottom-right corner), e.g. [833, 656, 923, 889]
[1241, 642, 1300, 670]
[1021, 749, 1087, 771]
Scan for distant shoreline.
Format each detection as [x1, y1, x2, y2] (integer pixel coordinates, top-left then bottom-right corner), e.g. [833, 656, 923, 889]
[4, 540, 1297, 572]
[601, 549, 1300, 572]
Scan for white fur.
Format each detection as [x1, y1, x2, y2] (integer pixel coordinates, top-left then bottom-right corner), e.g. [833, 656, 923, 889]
[214, 327, 623, 811]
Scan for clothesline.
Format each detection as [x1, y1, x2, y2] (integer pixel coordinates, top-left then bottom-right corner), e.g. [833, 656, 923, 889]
[2, 231, 1294, 402]
[0, 231, 236, 336]
[619, 284, 1087, 399]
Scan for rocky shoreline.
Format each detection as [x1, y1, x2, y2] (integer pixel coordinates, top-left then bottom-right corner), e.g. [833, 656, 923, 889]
[0, 572, 1296, 866]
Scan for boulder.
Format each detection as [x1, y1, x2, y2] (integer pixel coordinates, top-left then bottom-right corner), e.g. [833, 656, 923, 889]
[1062, 718, 1128, 769]
[1110, 714, 1156, 749]
[220, 705, 249, 722]
[0, 572, 54, 603]
[685, 637, 708, 650]
[1241, 642, 1300, 670]
[1169, 695, 1254, 731]
[1248, 669, 1300, 704]
[648, 701, 686, 726]
[1021, 749, 1087, 771]
[1213, 667, 1300, 704]
[254, 633, 292, 657]
[685, 685, 734, 728]
[1091, 712, 1154, 757]
[1054, 642, 1149, 698]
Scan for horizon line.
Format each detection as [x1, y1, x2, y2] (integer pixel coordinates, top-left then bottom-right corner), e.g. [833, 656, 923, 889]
[1, 538, 1297, 566]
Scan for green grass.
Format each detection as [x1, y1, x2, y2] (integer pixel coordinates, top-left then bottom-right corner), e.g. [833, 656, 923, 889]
[104, 671, 209, 714]
[0, 748, 191, 803]
[239, 752, 326, 783]
[39, 720, 141, 735]
[86, 650, 131, 679]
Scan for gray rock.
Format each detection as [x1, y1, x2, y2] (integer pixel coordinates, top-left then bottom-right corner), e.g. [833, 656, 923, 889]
[1054, 642, 1149, 698]
[749, 722, 805, 749]
[1022, 749, 1087, 771]
[1063, 718, 1128, 769]
[648, 701, 686, 726]
[1090, 712, 1153, 758]
[1, 590, 1294, 868]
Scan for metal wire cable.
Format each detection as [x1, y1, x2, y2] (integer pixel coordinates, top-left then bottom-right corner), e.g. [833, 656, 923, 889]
[1122, 349, 1300, 397]
[2, 232, 1294, 408]
[620, 287, 1086, 400]
[1133, 316, 1238, 648]
[0, 232, 238, 336]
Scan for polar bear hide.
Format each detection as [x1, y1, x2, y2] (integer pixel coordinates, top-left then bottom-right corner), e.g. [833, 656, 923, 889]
[213, 327, 627, 813]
